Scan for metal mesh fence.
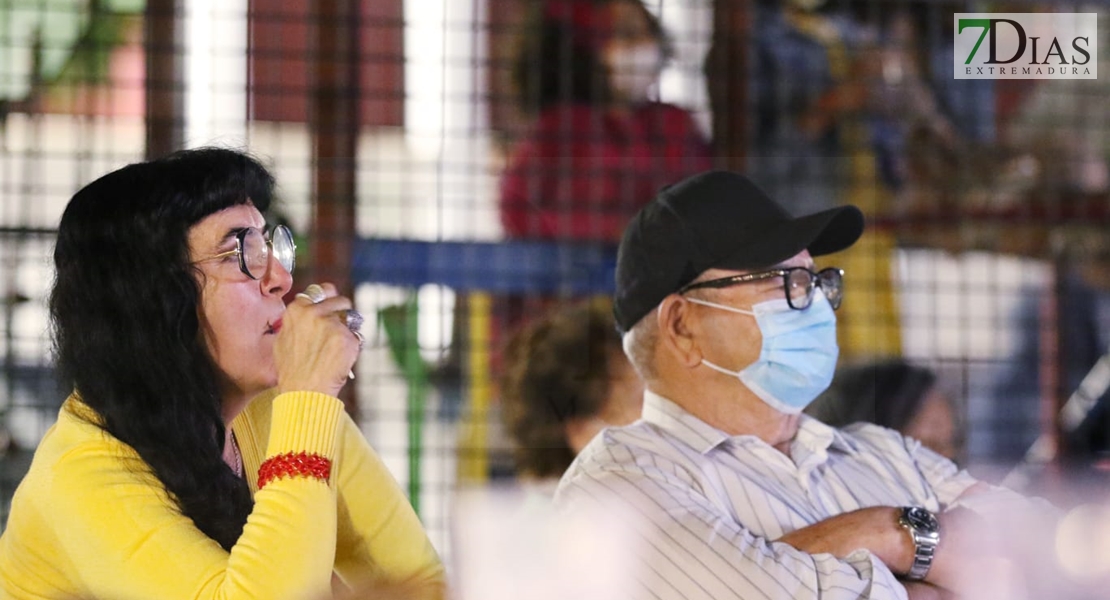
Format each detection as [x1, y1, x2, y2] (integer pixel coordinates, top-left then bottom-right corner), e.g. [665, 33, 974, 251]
[2, 0, 1109, 568]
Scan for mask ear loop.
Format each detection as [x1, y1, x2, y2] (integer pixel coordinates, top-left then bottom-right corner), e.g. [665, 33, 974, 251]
[700, 358, 743, 378]
[684, 297, 756, 317]
[678, 296, 755, 377]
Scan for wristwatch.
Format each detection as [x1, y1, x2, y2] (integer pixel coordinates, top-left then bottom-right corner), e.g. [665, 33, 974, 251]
[898, 506, 941, 581]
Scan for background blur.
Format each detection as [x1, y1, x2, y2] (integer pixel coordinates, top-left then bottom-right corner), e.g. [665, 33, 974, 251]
[2, 0, 1109, 570]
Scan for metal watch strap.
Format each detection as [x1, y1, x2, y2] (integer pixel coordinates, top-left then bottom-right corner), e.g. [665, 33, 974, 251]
[899, 506, 940, 581]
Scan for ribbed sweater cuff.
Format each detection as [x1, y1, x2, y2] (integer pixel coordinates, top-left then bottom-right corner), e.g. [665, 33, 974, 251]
[266, 392, 344, 459]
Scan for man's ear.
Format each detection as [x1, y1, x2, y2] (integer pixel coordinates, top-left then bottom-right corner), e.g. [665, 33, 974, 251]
[656, 295, 703, 368]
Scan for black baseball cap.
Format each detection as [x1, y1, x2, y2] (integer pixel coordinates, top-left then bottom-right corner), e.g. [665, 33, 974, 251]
[613, 170, 864, 333]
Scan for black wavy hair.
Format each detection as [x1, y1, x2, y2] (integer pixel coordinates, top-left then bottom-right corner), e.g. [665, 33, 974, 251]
[513, 0, 669, 114]
[49, 147, 276, 550]
[807, 360, 938, 432]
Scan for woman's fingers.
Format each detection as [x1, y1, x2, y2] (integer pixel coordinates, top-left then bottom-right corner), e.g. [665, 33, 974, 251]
[294, 285, 358, 378]
[276, 283, 362, 395]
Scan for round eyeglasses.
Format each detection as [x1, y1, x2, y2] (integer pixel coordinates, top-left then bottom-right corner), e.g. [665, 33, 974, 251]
[196, 225, 296, 280]
[678, 266, 844, 310]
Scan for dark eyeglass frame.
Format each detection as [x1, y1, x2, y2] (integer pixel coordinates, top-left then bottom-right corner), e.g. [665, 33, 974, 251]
[196, 224, 296, 281]
[678, 266, 844, 310]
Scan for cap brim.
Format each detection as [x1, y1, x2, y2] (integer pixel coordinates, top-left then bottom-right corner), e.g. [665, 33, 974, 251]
[715, 205, 864, 271]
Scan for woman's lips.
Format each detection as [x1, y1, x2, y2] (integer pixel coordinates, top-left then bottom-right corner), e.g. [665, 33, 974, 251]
[268, 318, 283, 334]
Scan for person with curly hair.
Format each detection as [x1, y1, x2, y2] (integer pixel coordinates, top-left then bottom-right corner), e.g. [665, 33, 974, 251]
[499, 298, 643, 489]
[0, 148, 445, 600]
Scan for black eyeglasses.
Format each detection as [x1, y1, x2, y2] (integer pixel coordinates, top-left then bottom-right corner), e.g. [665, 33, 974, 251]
[194, 225, 296, 280]
[678, 266, 844, 310]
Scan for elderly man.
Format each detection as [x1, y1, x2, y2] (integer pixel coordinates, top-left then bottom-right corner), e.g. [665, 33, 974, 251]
[554, 171, 1065, 600]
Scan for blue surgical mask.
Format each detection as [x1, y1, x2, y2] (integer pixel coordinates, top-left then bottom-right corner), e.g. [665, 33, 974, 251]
[686, 293, 838, 414]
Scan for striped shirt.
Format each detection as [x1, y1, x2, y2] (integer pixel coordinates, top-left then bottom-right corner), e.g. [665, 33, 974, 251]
[553, 390, 984, 600]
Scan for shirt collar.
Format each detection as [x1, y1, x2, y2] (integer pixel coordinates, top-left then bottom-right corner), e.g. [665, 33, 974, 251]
[792, 413, 860, 458]
[640, 389, 859, 457]
[641, 390, 730, 454]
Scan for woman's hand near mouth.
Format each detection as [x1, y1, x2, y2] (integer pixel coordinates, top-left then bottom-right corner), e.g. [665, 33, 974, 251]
[273, 283, 359, 397]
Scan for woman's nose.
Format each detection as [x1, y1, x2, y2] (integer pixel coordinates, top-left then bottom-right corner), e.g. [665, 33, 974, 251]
[261, 255, 294, 297]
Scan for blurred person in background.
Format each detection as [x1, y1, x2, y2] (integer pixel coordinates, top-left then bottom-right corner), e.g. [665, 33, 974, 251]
[499, 297, 643, 499]
[457, 0, 713, 395]
[983, 11, 1110, 500]
[455, 298, 645, 599]
[0, 148, 445, 599]
[748, 0, 862, 218]
[991, 235, 1110, 502]
[806, 360, 962, 462]
[748, 0, 901, 361]
[746, 0, 998, 360]
[500, 0, 712, 243]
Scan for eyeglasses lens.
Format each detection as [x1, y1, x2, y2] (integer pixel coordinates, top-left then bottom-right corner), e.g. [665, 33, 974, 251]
[785, 269, 815, 310]
[818, 268, 843, 310]
[242, 226, 296, 280]
[241, 229, 268, 279]
[270, 225, 296, 274]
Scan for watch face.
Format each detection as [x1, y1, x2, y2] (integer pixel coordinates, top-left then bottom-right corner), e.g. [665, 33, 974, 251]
[905, 507, 940, 533]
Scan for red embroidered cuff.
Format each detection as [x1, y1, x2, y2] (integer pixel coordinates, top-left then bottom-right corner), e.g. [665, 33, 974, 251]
[257, 452, 333, 489]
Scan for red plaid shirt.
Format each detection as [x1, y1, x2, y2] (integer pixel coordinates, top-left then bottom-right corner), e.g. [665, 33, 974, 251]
[500, 102, 713, 243]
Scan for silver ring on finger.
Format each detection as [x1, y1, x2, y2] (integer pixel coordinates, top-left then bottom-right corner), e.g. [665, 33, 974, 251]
[343, 309, 364, 332]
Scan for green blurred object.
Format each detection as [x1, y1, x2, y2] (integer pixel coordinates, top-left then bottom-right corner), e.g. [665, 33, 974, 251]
[377, 293, 427, 516]
[1, 0, 145, 101]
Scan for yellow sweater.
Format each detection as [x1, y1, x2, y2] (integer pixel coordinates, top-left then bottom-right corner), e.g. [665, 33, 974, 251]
[0, 391, 445, 600]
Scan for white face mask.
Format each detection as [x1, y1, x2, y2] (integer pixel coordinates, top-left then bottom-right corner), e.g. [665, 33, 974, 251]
[607, 43, 663, 103]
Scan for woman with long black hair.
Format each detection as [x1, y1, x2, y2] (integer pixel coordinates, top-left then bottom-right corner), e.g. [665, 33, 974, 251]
[0, 148, 444, 599]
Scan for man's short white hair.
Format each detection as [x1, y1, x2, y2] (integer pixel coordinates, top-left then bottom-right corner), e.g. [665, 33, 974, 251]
[621, 309, 659, 382]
